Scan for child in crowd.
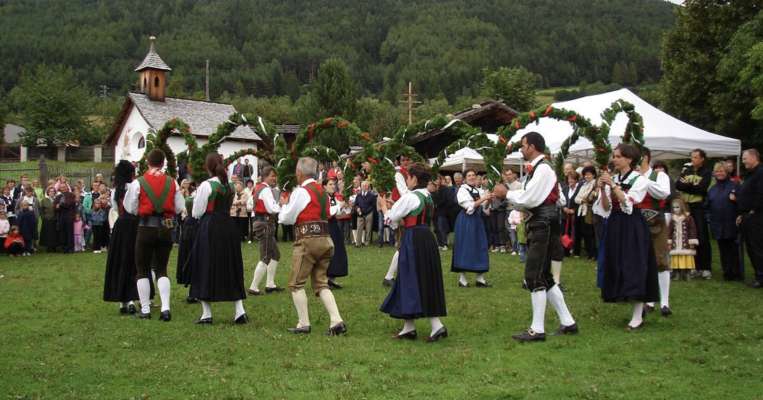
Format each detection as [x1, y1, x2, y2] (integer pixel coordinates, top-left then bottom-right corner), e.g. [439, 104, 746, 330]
[4, 226, 25, 256]
[668, 198, 698, 281]
[0, 211, 9, 254]
[73, 213, 86, 252]
[508, 209, 527, 262]
[91, 199, 109, 253]
[16, 200, 36, 255]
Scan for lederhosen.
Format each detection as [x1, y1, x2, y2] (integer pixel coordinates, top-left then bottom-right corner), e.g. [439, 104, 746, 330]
[135, 175, 175, 280]
[288, 182, 333, 295]
[251, 183, 280, 264]
[524, 160, 563, 291]
[637, 171, 670, 271]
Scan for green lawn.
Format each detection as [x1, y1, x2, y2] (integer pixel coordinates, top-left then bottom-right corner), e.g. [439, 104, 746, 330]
[1, 243, 761, 399]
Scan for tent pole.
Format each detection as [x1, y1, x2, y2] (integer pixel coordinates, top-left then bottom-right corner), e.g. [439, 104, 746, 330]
[737, 154, 741, 177]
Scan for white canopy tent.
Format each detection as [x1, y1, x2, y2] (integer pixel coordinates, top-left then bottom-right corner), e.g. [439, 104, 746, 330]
[511, 88, 741, 161]
[429, 135, 524, 172]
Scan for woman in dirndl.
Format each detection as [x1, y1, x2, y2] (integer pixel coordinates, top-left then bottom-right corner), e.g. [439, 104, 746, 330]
[188, 153, 247, 325]
[451, 170, 492, 287]
[176, 179, 198, 302]
[380, 164, 447, 342]
[324, 178, 348, 289]
[594, 144, 659, 330]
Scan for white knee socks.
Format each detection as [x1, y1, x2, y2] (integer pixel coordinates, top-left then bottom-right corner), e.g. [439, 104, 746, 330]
[551, 260, 562, 285]
[234, 300, 246, 319]
[429, 317, 444, 337]
[250, 261, 267, 292]
[291, 289, 310, 328]
[629, 302, 644, 328]
[530, 290, 547, 334]
[476, 273, 487, 284]
[266, 260, 279, 288]
[658, 271, 671, 308]
[385, 251, 399, 280]
[157, 276, 171, 312]
[400, 319, 416, 335]
[458, 273, 468, 286]
[137, 278, 151, 314]
[200, 300, 212, 319]
[547, 285, 575, 326]
[319, 289, 343, 326]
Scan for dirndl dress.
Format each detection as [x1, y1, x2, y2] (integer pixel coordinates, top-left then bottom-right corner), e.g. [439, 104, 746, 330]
[327, 218, 348, 278]
[176, 216, 198, 285]
[103, 213, 140, 303]
[189, 181, 246, 302]
[451, 210, 489, 273]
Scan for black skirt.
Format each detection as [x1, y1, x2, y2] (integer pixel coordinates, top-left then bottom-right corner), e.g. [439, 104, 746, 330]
[39, 218, 58, 250]
[381, 225, 447, 319]
[327, 219, 348, 278]
[103, 214, 139, 303]
[176, 217, 198, 285]
[189, 212, 246, 302]
[601, 208, 659, 303]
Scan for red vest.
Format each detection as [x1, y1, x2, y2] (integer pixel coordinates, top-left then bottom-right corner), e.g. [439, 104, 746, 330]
[296, 182, 330, 224]
[253, 182, 270, 215]
[391, 167, 409, 201]
[544, 184, 560, 206]
[137, 173, 176, 218]
[635, 193, 666, 211]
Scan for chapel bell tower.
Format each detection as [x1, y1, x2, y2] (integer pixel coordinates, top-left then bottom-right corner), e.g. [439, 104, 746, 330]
[135, 36, 171, 102]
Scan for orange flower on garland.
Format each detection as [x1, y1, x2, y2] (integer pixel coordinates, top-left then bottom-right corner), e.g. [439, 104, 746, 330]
[337, 120, 349, 129]
[360, 132, 371, 142]
[567, 115, 577, 123]
[321, 117, 334, 128]
[514, 119, 521, 130]
[543, 105, 553, 116]
[529, 111, 537, 121]
[498, 135, 507, 144]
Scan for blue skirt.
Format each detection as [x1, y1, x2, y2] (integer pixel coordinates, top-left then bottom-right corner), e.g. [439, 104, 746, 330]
[189, 212, 246, 302]
[380, 225, 446, 319]
[451, 210, 489, 273]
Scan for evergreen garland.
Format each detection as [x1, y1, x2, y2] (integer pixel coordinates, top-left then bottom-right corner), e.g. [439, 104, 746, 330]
[137, 118, 193, 178]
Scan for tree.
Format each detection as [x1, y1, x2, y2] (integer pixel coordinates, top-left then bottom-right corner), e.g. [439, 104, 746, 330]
[354, 97, 404, 140]
[10, 64, 91, 146]
[311, 58, 358, 120]
[480, 66, 539, 111]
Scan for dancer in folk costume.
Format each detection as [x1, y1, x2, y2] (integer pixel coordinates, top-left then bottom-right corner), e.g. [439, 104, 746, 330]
[124, 149, 186, 321]
[638, 149, 673, 316]
[504, 132, 577, 342]
[382, 155, 411, 286]
[451, 169, 493, 287]
[594, 144, 659, 331]
[379, 163, 448, 342]
[189, 153, 248, 324]
[176, 178, 198, 302]
[278, 157, 346, 335]
[668, 198, 699, 281]
[103, 161, 141, 315]
[324, 177, 348, 289]
[246, 166, 284, 295]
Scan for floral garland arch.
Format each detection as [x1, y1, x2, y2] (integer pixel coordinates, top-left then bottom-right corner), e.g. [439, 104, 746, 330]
[137, 118, 195, 178]
[340, 139, 424, 199]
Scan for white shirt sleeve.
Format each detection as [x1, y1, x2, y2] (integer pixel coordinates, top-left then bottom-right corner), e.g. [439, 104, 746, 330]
[173, 181, 185, 216]
[246, 193, 254, 212]
[123, 180, 141, 216]
[385, 191, 422, 229]
[329, 200, 343, 217]
[621, 175, 649, 215]
[592, 186, 612, 218]
[395, 171, 409, 197]
[260, 187, 281, 214]
[457, 185, 476, 214]
[278, 187, 311, 225]
[506, 162, 557, 209]
[192, 181, 211, 219]
[556, 184, 566, 207]
[110, 190, 118, 211]
[646, 171, 671, 200]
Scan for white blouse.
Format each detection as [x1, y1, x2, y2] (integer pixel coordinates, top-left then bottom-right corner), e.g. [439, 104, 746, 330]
[457, 184, 483, 215]
[384, 188, 430, 229]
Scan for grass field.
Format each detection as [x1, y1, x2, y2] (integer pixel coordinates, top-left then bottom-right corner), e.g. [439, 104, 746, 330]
[1, 242, 762, 399]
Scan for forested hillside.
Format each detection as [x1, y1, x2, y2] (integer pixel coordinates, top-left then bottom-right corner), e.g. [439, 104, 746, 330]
[0, 0, 675, 102]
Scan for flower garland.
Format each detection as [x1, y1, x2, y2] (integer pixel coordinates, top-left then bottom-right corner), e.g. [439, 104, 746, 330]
[187, 112, 250, 183]
[137, 118, 194, 178]
[601, 99, 644, 150]
[340, 140, 423, 199]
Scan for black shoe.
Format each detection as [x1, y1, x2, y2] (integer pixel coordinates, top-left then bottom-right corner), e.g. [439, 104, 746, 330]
[458, 281, 469, 288]
[234, 313, 249, 324]
[394, 330, 418, 340]
[426, 326, 448, 342]
[748, 281, 763, 289]
[195, 317, 213, 325]
[127, 304, 137, 314]
[287, 325, 311, 334]
[555, 323, 579, 335]
[159, 310, 171, 322]
[137, 311, 151, 320]
[119, 306, 129, 315]
[186, 296, 198, 304]
[475, 280, 491, 288]
[644, 304, 655, 314]
[328, 280, 343, 289]
[382, 279, 394, 287]
[265, 286, 285, 294]
[661, 306, 672, 317]
[327, 322, 347, 336]
[247, 288, 262, 296]
[512, 329, 546, 342]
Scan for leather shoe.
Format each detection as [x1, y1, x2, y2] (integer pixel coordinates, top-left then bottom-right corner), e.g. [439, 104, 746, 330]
[426, 326, 448, 342]
[119, 306, 129, 315]
[555, 323, 579, 335]
[287, 325, 311, 334]
[195, 317, 213, 325]
[328, 280, 343, 289]
[475, 280, 491, 288]
[234, 314, 249, 324]
[382, 279, 394, 287]
[247, 289, 262, 296]
[394, 330, 417, 340]
[327, 322, 347, 336]
[512, 329, 545, 342]
[644, 304, 655, 314]
[458, 281, 469, 288]
[626, 321, 644, 331]
[127, 304, 136, 314]
[137, 311, 151, 320]
[748, 281, 763, 289]
[265, 286, 285, 294]
[159, 310, 171, 322]
[185, 296, 198, 304]
[661, 306, 672, 317]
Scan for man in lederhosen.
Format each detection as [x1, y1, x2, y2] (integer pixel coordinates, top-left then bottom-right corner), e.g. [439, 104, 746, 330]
[278, 157, 347, 335]
[247, 166, 284, 295]
[638, 148, 673, 316]
[124, 149, 185, 321]
[382, 155, 411, 286]
[505, 132, 578, 342]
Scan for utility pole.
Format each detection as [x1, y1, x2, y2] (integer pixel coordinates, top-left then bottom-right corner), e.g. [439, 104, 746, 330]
[99, 85, 108, 98]
[400, 81, 421, 125]
[205, 59, 210, 101]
